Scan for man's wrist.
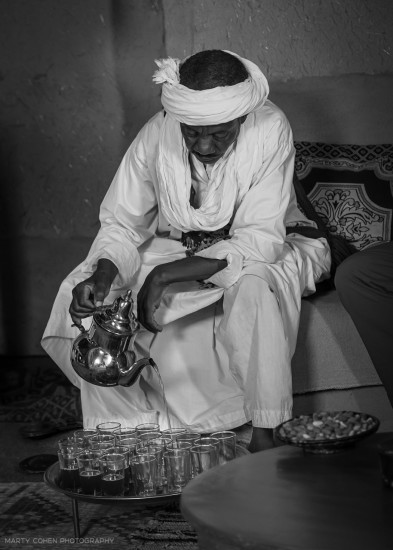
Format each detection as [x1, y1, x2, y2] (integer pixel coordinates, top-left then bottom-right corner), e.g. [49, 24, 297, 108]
[95, 258, 119, 281]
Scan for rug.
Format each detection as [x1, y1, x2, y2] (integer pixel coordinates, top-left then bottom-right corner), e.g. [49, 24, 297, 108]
[0, 361, 82, 427]
[0, 482, 198, 550]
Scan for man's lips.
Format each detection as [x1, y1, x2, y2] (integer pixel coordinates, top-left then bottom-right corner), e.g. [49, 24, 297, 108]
[194, 152, 219, 162]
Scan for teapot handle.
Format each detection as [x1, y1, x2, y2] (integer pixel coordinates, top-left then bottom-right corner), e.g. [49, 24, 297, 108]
[71, 322, 87, 334]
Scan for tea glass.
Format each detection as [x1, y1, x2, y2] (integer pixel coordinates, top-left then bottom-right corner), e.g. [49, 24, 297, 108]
[130, 452, 158, 496]
[190, 445, 219, 477]
[135, 423, 160, 435]
[73, 429, 97, 449]
[99, 453, 126, 496]
[161, 428, 188, 441]
[57, 451, 80, 492]
[211, 431, 237, 464]
[96, 422, 121, 435]
[77, 451, 101, 495]
[138, 431, 162, 447]
[163, 448, 191, 492]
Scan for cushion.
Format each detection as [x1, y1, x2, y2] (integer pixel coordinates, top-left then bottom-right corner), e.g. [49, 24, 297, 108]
[292, 290, 381, 394]
[295, 142, 393, 250]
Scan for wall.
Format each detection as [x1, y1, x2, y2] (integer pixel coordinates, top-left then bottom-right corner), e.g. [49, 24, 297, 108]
[164, 0, 393, 143]
[0, 0, 165, 354]
[0, 0, 392, 355]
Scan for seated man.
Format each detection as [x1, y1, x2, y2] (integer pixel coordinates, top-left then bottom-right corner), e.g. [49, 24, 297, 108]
[42, 49, 331, 452]
[335, 242, 393, 408]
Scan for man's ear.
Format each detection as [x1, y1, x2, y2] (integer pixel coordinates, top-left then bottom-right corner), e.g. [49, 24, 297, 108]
[239, 115, 247, 125]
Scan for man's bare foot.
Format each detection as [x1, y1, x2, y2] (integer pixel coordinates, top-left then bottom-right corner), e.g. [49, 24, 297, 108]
[248, 427, 275, 453]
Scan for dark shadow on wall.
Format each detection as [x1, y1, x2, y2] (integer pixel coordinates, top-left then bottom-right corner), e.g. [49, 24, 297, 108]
[109, 0, 166, 144]
[0, 131, 29, 354]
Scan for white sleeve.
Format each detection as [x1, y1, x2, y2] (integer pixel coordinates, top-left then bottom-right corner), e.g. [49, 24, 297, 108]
[196, 114, 294, 288]
[80, 117, 160, 287]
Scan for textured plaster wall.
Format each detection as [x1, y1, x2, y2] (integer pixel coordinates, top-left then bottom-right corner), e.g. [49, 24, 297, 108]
[0, 0, 164, 354]
[164, 0, 393, 79]
[164, 0, 393, 143]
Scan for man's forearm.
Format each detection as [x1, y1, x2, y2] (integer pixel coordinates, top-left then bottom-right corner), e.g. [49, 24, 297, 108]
[150, 256, 228, 286]
[95, 258, 119, 284]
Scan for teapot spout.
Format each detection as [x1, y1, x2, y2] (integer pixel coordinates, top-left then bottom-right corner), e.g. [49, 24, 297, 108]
[118, 355, 157, 387]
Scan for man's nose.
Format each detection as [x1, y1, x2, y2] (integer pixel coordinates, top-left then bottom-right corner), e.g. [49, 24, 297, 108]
[195, 136, 214, 154]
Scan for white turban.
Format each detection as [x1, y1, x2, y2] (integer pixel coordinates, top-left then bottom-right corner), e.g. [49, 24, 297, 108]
[152, 51, 269, 125]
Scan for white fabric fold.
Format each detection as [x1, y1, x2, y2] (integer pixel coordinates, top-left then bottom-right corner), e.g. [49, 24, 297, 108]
[154, 51, 269, 125]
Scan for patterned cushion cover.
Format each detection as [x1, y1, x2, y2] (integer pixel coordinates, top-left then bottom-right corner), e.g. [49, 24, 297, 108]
[295, 143, 393, 250]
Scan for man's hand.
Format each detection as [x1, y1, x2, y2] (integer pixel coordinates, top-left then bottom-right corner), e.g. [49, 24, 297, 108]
[136, 256, 228, 333]
[69, 259, 119, 327]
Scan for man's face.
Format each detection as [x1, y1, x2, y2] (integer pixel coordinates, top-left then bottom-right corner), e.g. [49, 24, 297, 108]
[180, 116, 246, 164]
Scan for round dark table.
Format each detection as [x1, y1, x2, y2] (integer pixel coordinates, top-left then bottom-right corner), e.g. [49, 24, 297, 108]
[180, 433, 393, 550]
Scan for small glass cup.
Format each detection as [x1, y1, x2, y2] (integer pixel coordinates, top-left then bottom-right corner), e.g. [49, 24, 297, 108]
[190, 445, 219, 477]
[88, 433, 116, 452]
[73, 429, 97, 449]
[211, 431, 237, 464]
[99, 453, 126, 496]
[378, 438, 393, 489]
[198, 437, 220, 449]
[147, 444, 167, 492]
[163, 448, 191, 492]
[176, 432, 202, 445]
[147, 435, 172, 448]
[138, 431, 162, 447]
[167, 440, 193, 450]
[135, 423, 160, 435]
[77, 451, 101, 495]
[161, 428, 188, 441]
[57, 436, 78, 455]
[130, 452, 158, 496]
[116, 436, 141, 456]
[114, 427, 137, 444]
[104, 446, 131, 495]
[57, 451, 80, 492]
[96, 422, 121, 434]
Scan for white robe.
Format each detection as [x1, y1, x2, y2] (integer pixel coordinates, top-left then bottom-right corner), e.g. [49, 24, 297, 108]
[42, 101, 331, 432]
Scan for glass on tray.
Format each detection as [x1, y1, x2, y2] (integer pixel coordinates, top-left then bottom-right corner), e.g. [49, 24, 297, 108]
[88, 434, 116, 455]
[58, 451, 80, 491]
[96, 422, 121, 434]
[190, 445, 218, 477]
[161, 428, 188, 441]
[211, 431, 237, 464]
[73, 429, 97, 449]
[138, 431, 162, 447]
[130, 452, 158, 496]
[99, 453, 126, 496]
[77, 451, 101, 495]
[114, 427, 137, 443]
[163, 448, 191, 492]
[135, 423, 160, 435]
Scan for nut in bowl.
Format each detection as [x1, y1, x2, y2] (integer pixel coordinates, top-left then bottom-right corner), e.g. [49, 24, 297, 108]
[275, 411, 380, 454]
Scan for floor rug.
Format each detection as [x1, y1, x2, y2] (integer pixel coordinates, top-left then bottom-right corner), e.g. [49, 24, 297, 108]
[0, 361, 82, 427]
[0, 482, 198, 550]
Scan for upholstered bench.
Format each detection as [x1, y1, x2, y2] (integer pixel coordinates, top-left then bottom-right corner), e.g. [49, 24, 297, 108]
[291, 142, 393, 429]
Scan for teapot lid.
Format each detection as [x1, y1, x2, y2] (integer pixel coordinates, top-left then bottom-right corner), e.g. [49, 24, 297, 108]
[94, 290, 139, 336]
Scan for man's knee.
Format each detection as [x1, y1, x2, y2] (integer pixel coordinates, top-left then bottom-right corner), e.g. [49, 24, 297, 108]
[232, 273, 273, 300]
[335, 251, 363, 294]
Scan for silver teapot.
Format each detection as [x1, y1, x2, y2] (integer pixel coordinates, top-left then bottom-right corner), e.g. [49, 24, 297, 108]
[70, 290, 156, 387]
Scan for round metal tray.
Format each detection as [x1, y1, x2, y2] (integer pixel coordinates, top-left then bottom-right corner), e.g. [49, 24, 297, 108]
[44, 444, 249, 506]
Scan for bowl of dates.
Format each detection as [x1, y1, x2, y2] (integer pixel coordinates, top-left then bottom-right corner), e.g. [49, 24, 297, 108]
[275, 410, 380, 453]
